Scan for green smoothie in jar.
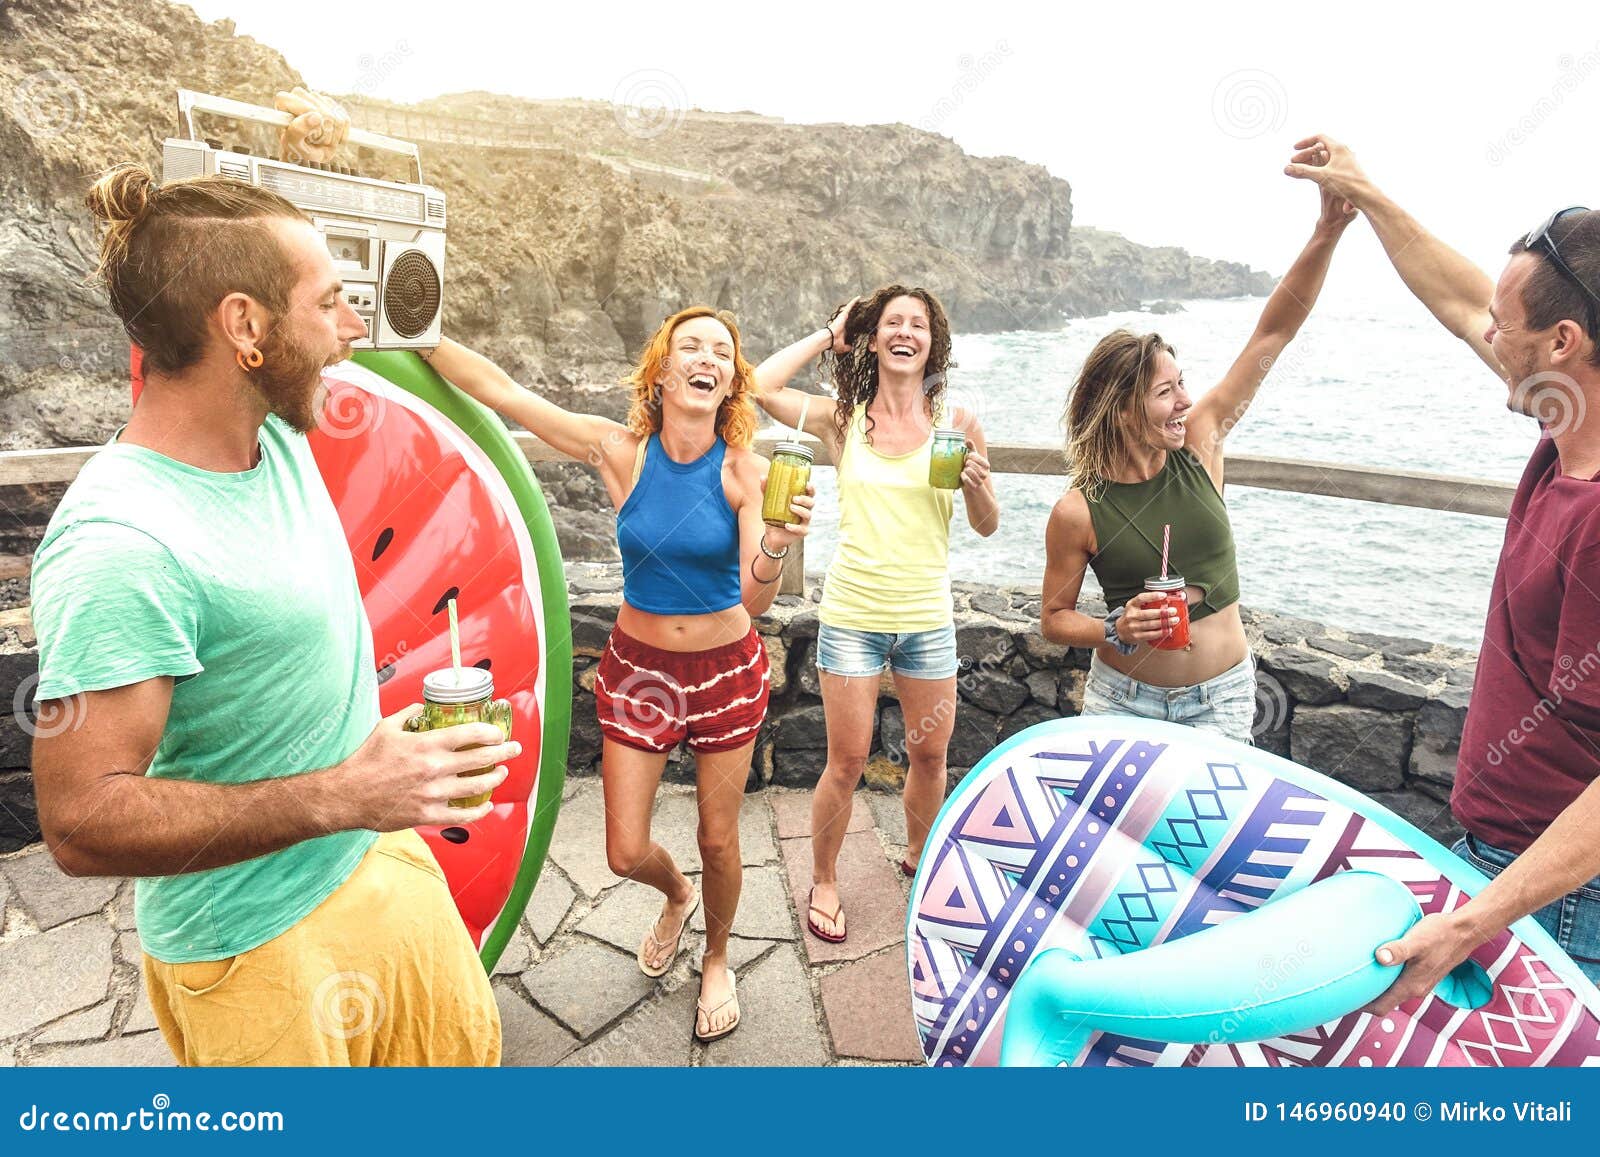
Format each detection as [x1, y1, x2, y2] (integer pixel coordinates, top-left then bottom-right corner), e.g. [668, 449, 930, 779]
[403, 666, 513, 808]
[928, 427, 968, 489]
[763, 441, 814, 526]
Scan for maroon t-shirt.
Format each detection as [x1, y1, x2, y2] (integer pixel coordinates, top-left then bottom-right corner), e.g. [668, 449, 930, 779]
[1454, 430, 1600, 853]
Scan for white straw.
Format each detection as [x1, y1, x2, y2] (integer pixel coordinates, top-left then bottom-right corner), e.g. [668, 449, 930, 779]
[448, 597, 462, 681]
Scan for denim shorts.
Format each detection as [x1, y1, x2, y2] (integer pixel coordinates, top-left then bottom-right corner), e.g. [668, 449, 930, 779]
[1081, 652, 1257, 744]
[1453, 833, 1600, 983]
[815, 622, 959, 680]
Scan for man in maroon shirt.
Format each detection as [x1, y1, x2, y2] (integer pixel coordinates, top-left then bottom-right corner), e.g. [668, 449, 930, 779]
[1288, 136, 1600, 1002]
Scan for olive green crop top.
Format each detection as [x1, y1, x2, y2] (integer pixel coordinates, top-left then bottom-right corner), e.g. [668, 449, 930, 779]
[1083, 448, 1240, 622]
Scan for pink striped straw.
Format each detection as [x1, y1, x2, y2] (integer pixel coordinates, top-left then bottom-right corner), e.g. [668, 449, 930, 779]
[1160, 523, 1170, 581]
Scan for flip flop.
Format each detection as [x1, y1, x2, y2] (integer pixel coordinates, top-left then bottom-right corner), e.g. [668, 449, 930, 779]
[638, 889, 699, 978]
[807, 886, 847, 943]
[694, 968, 740, 1043]
[899, 859, 917, 878]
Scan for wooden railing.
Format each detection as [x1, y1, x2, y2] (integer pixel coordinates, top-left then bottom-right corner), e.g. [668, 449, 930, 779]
[0, 438, 1517, 602]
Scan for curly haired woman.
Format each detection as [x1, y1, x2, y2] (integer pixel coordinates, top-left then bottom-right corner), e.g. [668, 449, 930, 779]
[427, 307, 813, 1040]
[754, 285, 999, 942]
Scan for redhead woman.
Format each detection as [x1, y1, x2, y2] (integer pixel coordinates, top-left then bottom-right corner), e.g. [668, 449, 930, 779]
[753, 285, 999, 942]
[425, 307, 813, 1041]
[1041, 184, 1355, 740]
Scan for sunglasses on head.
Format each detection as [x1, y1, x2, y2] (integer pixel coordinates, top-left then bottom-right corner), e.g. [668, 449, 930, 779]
[1524, 205, 1599, 337]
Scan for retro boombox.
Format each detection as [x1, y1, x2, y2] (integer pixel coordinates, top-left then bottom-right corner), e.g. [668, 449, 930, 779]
[161, 89, 446, 349]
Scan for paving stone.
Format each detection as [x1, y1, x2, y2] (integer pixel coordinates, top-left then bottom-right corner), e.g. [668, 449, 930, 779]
[577, 882, 677, 956]
[492, 921, 534, 976]
[0, 849, 119, 931]
[495, 983, 579, 1067]
[866, 791, 908, 846]
[30, 1031, 174, 1067]
[117, 930, 142, 964]
[123, 986, 159, 1035]
[701, 944, 827, 1067]
[521, 940, 655, 1039]
[0, 917, 114, 1038]
[649, 790, 703, 873]
[525, 870, 576, 945]
[782, 829, 905, 965]
[560, 982, 697, 1067]
[112, 880, 138, 931]
[738, 795, 777, 865]
[546, 782, 619, 898]
[820, 950, 924, 1063]
[689, 864, 797, 942]
[34, 1000, 116, 1045]
[690, 936, 778, 976]
[771, 789, 870, 840]
[0, 1041, 13, 1066]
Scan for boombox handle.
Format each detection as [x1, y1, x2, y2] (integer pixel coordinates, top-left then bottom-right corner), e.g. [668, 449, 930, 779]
[175, 89, 425, 184]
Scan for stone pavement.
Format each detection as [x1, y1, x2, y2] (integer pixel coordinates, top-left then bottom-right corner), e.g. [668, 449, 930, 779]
[0, 782, 926, 1067]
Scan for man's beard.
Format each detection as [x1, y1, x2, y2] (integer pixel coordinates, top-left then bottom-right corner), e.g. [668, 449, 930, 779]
[250, 327, 340, 434]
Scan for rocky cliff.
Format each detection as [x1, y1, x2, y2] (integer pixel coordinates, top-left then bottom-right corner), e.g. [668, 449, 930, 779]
[0, 0, 1272, 564]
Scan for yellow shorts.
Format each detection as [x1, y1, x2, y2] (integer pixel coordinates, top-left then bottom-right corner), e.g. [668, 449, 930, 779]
[143, 829, 501, 1066]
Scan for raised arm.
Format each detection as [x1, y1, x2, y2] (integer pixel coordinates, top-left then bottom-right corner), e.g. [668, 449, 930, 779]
[33, 680, 516, 879]
[425, 337, 639, 507]
[1286, 134, 1501, 378]
[1186, 183, 1354, 468]
[752, 300, 853, 451]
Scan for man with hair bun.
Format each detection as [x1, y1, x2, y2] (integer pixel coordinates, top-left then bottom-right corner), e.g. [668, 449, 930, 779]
[28, 149, 508, 1065]
[1287, 136, 1600, 1003]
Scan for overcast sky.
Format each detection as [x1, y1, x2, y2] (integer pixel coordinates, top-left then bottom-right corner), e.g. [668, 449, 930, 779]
[186, 0, 1595, 305]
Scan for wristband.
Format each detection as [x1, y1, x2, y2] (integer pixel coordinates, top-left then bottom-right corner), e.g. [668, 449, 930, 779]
[759, 535, 790, 561]
[1104, 606, 1138, 655]
[750, 555, 782, 585]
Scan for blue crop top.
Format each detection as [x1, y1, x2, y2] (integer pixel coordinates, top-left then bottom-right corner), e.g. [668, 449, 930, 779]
[616, 434, 742, 615]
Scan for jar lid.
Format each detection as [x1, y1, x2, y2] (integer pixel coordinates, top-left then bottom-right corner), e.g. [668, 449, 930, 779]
[932, 426, 966, 440]
[1144, 574, 1186, 592]
[773, 441, 814, 462]
[422, 665, 493, 704]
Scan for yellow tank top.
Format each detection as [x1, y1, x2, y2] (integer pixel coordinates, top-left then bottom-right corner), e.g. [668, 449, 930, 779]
[821, 402, 955, 631]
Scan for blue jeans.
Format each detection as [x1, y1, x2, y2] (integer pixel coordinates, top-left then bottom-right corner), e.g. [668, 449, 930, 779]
[1453, 833, 1600, 983]
[1081, 652, 1257, 744]
[815, 622, 959, 680]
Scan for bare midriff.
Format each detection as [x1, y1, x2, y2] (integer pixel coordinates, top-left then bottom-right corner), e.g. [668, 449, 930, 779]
[1098, 595, 1248, 688]
[616, 601, 752, 653]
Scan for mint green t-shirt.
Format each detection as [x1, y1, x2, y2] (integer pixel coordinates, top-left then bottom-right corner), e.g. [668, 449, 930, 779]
[30, 415, 380, 963]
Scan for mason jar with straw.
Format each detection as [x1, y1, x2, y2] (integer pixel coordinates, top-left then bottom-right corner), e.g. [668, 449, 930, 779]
[1145, 522, 1191, 651]
[403, 598, 513, 807]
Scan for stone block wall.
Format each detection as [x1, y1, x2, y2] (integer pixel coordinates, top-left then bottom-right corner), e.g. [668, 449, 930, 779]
[0, 564, 1477, 854]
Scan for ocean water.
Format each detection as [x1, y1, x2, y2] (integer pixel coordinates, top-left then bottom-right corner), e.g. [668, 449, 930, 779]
[790, 296, 1539, 650]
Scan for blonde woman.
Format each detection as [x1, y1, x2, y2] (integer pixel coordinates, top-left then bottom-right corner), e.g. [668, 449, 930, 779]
[754, 285, 999, 942]
[426, 307, 813, 1041]
[1040, 184, 1355, 740]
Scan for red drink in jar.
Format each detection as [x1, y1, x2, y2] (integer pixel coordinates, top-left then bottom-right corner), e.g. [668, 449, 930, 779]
[1144, 574, 1191, 650]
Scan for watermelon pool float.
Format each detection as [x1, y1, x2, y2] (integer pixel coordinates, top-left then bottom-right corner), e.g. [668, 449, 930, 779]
[131, 348, 570, 970]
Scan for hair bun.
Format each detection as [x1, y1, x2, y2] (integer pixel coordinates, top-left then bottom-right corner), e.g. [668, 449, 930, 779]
[85, 163, 155, 223]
